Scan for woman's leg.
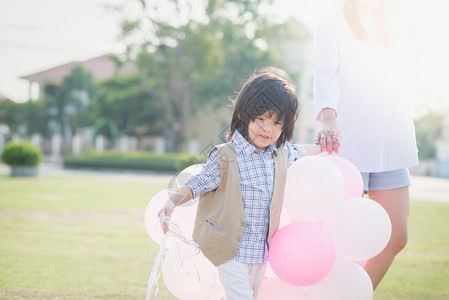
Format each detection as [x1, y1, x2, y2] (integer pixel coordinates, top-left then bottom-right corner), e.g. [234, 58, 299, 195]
[364, 186, 410, 290]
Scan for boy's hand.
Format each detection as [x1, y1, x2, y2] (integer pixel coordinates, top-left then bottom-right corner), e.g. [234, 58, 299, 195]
[158, 200, 175, 234]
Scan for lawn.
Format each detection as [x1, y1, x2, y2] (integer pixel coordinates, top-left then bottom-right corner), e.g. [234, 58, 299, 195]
[0, 174, 448, 299]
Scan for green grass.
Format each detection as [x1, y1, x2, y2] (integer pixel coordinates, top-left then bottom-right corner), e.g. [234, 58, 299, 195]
[374, 201, 449, 300]
[0, 175, 174, 299]
[0, 175, 448, 299]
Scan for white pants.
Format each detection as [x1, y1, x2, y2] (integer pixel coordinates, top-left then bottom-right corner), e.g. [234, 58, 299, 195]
[217, 260, 266, 300]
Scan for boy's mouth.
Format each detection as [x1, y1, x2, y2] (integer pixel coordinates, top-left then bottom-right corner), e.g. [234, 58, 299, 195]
[259, 133, 270, 139]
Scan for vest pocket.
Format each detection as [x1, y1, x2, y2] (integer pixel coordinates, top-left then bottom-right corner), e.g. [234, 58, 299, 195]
[205, 219, 223, 231]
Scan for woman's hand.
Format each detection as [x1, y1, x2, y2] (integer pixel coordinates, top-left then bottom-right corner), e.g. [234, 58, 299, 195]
[315, 108, 341, 154]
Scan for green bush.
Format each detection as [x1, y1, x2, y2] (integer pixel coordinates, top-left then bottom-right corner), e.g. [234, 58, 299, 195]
[1, 140, 43, 167]
[63, 150, 207, 172]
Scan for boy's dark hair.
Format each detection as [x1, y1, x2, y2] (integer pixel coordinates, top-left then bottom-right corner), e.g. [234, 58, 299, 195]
[228, 67, 299, 148]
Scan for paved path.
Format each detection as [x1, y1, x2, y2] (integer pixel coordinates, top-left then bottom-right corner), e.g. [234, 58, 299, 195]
[409, 175, 449, 203]
[1, 162, 448, 203]
[0, 162, 175, 183]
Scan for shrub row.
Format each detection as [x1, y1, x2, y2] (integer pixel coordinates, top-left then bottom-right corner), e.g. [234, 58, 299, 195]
[63, 150, 207, 172]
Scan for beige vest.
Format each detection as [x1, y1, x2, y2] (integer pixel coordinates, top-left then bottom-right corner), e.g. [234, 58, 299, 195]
[192, 142, 287, 266]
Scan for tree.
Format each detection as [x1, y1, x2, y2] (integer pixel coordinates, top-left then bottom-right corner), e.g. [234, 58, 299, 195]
[45, 66, 95, 139]
[0, 99, 21, 134]
[117, 0, 285, 151]
[414, 112, 443, 160]
[91, 74, 165, 139]
[59, 66, 95, 135]
[22, 99, 52, 138]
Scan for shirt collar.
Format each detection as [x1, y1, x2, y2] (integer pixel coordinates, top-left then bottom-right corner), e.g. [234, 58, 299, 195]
[232, 130, 278, 156]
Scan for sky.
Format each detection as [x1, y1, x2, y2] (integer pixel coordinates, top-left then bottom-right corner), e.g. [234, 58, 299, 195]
[0, 0, 448, 114]
[0, 0, 126, 101]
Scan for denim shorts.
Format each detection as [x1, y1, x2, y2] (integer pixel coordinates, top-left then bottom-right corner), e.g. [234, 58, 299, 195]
[361, 169, 411, 191]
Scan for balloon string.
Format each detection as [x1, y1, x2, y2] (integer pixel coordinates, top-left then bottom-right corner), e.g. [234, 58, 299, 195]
[146, 234, 166, 300]
[168, 221, 201, 251]
[145, 219, 200, 300]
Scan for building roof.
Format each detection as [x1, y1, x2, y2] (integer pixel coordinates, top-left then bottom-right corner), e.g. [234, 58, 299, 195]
[21, 54, 117, 85]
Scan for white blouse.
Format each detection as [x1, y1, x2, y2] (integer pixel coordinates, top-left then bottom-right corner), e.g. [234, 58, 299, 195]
[313, 9, 419, 172]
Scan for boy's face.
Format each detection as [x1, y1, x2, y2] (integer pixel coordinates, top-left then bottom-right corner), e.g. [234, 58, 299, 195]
[247, 111, 283, 151]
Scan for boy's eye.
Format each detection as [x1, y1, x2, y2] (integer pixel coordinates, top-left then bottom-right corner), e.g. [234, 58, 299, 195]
[275, 121, 283, 126]
[257, 117, 264, 121]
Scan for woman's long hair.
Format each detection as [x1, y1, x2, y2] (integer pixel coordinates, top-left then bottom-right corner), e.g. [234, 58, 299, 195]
[342, 0, 395, 47]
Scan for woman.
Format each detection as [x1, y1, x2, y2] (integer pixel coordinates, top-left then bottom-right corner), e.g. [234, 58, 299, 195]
[313, 0, 419, 290]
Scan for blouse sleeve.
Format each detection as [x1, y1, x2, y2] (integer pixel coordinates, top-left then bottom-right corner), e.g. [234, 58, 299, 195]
[185, 147, 221, 199]
[313, 12, 340, 121]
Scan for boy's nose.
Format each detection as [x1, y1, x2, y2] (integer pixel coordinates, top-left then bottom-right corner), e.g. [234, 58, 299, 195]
[263, 122, 273, 132]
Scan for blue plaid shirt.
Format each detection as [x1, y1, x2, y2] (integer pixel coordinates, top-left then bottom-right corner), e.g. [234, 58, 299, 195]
[186, 130, 306, 264]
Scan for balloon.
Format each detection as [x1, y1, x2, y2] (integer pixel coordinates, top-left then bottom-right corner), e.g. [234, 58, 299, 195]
[279, 206, 295, 228]
[323, 197, 392, 261]
[284, 156, 344, 221]
[144, 189, 197, 248]
[306, 259, 373, 300]
[162, 245, 225, 300]
[324, 155, 364, 200]
[264, 262, 276, 279]
[258, 277, 311, 300]
[269, 221, 336, 286]
[144, 190, 175, 246]
[355, 260, 368, 267]
[168, 164, 204, 207]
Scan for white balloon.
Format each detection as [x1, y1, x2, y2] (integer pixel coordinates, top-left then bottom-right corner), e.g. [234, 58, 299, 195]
[144, 190, 198, 248]
[264, 261, 276, 279]
[284, 156, 344, 221]
[323, 197, 392, 261]
[169, 164, 205, 207]
[258, 277, 311, 300]
[172, 200, 198, 241]
[306, 259, 373, 300]
[144, 190, 179, 248]
[162, 245, 225, 300]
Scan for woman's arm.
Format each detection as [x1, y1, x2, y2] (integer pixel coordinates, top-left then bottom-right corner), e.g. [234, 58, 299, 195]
[313, 12, 342, 154]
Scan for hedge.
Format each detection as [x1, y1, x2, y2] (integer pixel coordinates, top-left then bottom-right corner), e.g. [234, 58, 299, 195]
[63, 150, 207, 172]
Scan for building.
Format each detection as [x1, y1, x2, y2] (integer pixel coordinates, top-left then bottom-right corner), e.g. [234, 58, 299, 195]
[21, 54, 119, 100]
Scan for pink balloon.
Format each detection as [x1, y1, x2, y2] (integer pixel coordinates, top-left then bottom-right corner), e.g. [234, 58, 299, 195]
[325, 156, 364, 200]
[355, 260, 368, 267]
[258, 277, 311, 300]
[269, 221, 336, 286]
